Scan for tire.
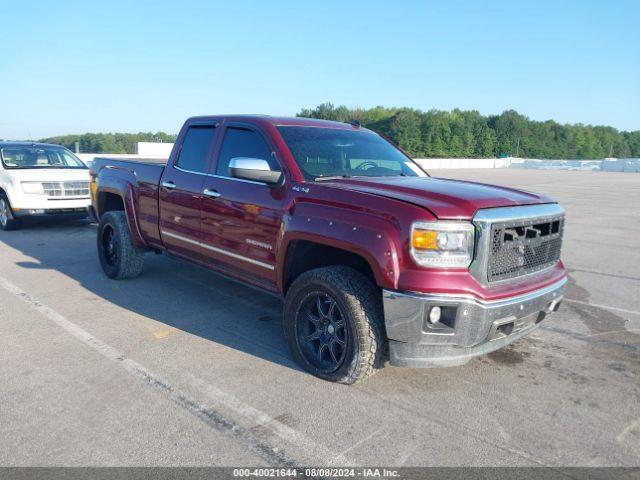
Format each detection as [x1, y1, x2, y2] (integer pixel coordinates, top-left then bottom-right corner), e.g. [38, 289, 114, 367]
[97, 211, 145, 279]
[284, 266, 386, 384]
[0, 194, 21, 231]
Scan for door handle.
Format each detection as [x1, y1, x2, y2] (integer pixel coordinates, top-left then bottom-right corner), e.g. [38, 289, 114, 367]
[161, 181, 177, 190]
[203, 188, 221, 198]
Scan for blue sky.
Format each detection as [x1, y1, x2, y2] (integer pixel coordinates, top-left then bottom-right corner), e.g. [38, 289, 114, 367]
[1, 0, 638, 139]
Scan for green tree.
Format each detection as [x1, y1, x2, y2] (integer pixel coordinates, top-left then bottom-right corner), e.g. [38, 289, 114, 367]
[40, 132, 177, 153]
[388, 109, 423, 156]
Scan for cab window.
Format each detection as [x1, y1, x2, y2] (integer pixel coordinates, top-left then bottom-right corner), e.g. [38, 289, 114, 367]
[216, 127, 278, 176]
[176, 125, 216, 173]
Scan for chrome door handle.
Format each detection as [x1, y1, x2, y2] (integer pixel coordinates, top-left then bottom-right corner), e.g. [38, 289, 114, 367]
[161, 181, 177, 190]
[203, 188, 221, 198]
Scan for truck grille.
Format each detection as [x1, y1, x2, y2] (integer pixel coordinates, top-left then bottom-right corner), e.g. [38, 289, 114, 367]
[487, 216, 564, 282]
[42, 181, 90, 197]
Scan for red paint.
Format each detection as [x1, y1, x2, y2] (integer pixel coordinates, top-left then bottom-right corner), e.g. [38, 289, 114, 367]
[91, 115, 566, 299]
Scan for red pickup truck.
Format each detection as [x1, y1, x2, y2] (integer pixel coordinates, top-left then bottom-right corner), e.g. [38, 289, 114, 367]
[90, 115, 566, 383]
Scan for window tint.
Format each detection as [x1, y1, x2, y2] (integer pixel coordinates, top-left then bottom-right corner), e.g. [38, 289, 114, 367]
[176, 126, 216, 173]
[216, 127, 278, 176]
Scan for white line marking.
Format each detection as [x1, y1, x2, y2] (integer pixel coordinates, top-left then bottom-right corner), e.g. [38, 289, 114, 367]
[161, 230, 275, 270]
[0, 275, 295, 467]
[564, 298, 640, 316]
[331, 427, 382, 465]
[186, 373, 353, 466]
[617, 419, 640, 444]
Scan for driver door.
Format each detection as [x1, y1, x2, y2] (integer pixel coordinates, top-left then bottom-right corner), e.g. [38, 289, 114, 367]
[199, 124, 286, 290]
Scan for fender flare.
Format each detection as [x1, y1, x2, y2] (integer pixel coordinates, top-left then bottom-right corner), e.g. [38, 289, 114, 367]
[96, 172, 148, 249]
[277, 203, 402, 292]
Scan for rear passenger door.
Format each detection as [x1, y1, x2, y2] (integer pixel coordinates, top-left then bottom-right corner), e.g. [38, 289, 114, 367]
[199, 124, 286, 290]
[159, 122, 218, 261]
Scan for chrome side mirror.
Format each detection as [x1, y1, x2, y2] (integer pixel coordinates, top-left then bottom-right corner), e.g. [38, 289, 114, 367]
[228, 157, 282, 185]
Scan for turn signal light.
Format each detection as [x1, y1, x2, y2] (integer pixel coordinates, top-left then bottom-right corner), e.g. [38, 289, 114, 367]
[412, 230, 438, 250]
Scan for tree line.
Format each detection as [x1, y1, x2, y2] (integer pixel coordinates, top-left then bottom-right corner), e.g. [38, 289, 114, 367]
[40, 132, 176, 155]
[298, 104, 640, 159]
[38, 104, 640, 159]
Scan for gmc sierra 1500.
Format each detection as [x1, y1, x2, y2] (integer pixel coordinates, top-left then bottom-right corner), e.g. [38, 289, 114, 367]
[90, 115, 566, 383]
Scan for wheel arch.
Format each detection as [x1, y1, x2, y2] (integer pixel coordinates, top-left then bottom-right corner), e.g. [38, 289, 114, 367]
[96, 180, 147, 249]
[281, 240, 379, 294]
[277, 205, 402, 294]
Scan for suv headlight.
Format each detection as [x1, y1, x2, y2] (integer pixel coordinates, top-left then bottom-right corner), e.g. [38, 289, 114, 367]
[21, 182, 45, 195]
[410, 221, 475, 268]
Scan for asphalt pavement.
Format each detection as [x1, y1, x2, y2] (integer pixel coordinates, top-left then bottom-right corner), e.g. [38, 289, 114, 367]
[0, 170, 638, 467]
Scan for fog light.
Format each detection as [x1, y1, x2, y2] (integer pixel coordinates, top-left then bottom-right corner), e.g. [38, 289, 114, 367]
[428, 306, 442, 324]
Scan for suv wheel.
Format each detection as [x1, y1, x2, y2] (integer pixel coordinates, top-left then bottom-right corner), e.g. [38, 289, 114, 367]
[97, 211, 145, 279]
[0, 195, 21, 231]
[284, 266, 385, 384]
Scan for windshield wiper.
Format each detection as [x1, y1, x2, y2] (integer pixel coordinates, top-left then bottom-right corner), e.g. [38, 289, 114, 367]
[314, 175, 353, 182]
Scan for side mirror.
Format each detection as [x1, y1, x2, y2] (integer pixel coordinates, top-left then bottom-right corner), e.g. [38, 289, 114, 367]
[228, 157, 283, 185]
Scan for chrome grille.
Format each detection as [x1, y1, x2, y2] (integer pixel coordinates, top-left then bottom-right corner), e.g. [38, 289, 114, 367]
[487, 217, 564, 282]
[42, 181, 90, 197]
[471, 204, 565, 285]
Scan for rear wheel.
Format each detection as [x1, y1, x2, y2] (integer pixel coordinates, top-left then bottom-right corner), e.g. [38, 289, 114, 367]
[284, 266, 385, 384]
[0, 195, 21, 231]
[97, 211, 145, 279]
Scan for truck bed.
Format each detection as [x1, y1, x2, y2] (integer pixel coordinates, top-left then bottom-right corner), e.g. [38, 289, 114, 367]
[90, 156, 167, 248]
[90, 157, 166, 186]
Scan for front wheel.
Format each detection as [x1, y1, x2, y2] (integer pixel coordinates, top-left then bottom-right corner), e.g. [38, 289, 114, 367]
[0, 195, 21, 231]
[97, 211, 145, 279]
[284, 266, 386, 384]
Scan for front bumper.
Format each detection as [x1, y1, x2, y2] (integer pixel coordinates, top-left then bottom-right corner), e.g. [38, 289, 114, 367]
[12, 197, 91, 218]
[13, 207, 88, 218]
[383, 277, 566, 367]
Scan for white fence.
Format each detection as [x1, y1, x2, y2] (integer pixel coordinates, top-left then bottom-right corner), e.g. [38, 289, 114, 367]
[415, 157, 639, 172]
[76, 141, 173, 166]
[76, 153, 169, 166]
[414, 158, 512, 169]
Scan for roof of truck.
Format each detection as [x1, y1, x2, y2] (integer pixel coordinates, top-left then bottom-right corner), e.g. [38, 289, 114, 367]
[186, 115, 365, 130]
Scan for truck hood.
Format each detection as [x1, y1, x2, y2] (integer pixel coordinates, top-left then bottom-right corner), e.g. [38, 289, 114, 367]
[5, 168, 90, 183]
[321, 176, 554, 219]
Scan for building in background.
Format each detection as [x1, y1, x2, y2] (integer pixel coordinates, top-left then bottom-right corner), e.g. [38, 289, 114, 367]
[136, 142, 174, 157]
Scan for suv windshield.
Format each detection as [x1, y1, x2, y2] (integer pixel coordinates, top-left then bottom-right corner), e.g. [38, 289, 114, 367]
[277, 126, 426, 181]
[1, 146, 87, 170]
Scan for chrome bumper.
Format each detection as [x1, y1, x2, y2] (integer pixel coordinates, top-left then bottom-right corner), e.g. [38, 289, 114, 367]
[382, 277, 566, 367]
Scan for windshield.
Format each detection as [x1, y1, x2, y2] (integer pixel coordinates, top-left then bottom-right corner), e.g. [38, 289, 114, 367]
[277, 126, 426, 181]
[1, 146, 87, 170]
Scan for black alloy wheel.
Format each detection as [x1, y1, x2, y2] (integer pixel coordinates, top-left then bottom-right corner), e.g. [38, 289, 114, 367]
[296, 292, 348, 373]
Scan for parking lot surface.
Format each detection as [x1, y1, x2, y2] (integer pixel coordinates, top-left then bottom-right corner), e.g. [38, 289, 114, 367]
[1, 170, 638, 467]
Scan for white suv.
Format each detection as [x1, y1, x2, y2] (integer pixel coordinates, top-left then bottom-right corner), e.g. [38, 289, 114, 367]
[0, 142, 91, 230]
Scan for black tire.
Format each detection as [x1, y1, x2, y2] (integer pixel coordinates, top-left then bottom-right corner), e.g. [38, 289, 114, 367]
[0, 194, 21, 231]
[284, 266, 385, 384]
[97, 211, 145, 279]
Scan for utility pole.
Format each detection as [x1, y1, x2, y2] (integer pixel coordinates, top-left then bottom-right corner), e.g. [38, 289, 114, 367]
[515, 137, 520, 158]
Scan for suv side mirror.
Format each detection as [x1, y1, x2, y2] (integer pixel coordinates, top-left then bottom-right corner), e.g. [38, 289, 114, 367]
[228, 157, 282, 185]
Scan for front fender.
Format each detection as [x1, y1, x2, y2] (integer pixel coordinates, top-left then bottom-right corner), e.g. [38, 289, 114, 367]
[277, 202, 402, 291]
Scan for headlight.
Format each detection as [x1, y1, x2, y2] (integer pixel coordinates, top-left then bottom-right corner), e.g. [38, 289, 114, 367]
[21, 182, 45, 195]
[410, 221, 475, 268]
